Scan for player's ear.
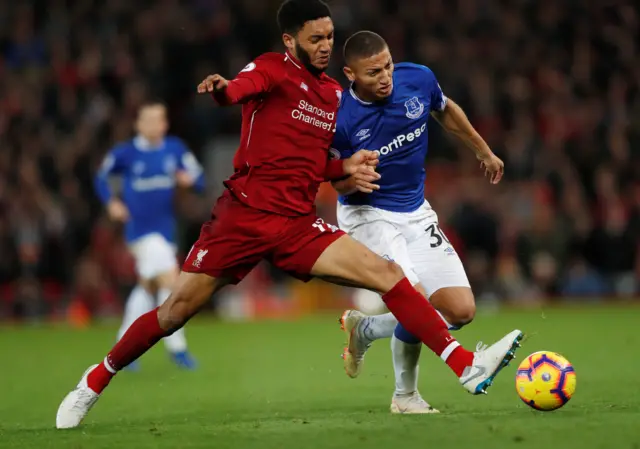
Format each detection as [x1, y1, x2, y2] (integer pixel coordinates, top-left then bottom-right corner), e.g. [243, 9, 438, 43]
[343, 66, 355, 83]
[282, 33, 295, 53]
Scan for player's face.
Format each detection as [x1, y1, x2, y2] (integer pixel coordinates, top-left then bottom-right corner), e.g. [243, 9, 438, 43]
[136, 105, 168, 142]
[284, 17, 334, 73]
[345, 48, 394, 101]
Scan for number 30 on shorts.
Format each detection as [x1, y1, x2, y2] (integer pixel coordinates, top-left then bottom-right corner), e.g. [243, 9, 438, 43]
[312, 218, 339, 233]
[425, 224, 450, 248]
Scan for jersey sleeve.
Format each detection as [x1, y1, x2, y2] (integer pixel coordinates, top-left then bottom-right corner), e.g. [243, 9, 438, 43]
[213, 54, 283, 106]
[175, 141, 205, 192]
[323, 119, 353, 181]
[94, 146, 128, 204]
[417, 65, 448, 112]
[428, 70, 447, 112]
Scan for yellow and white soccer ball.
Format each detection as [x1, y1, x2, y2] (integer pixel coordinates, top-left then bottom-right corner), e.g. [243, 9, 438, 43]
[516, 351, 576, 411]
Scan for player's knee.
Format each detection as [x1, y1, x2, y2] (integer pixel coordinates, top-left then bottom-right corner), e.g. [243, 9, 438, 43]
[430, 287, 476, 328]
[377, 260, 405, 292]
[448, 298, 476, 327]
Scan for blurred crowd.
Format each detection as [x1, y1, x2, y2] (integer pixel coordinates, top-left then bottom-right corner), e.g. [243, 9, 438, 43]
[0, 0, 638, 320]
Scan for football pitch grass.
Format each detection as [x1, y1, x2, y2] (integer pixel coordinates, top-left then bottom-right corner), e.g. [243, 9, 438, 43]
[1, 305, 639, 449]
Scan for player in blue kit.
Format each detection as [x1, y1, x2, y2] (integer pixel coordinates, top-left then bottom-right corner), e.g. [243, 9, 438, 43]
[95, 101, 204, 370]
[333, 32, 505, 413]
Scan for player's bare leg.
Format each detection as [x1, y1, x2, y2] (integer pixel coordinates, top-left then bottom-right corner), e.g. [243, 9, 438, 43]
[313, 235, 523, 396]
[156, 268, 198, 369]
[429, 287, 476, 329]
[56, 272, 231, 429]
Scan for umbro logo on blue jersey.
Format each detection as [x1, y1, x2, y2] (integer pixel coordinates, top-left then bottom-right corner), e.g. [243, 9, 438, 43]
[355, 129, 371, 141]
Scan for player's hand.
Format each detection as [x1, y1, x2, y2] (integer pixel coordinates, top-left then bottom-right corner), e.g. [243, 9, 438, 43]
[197, 74, 229, 94]
[344, 150, 381, 194]
[107, 199, 130, 223]
[175, 170, 194, 188]
[478, 152, 504, 184]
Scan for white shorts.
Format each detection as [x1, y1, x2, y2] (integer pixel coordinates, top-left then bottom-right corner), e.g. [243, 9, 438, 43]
[129, 233, 178, 280]
[337, 200, 470, 296]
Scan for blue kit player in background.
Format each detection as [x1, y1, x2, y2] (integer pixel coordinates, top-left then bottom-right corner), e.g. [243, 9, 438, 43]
[95, 101, 204, 370]
[333, 32, 506, 413]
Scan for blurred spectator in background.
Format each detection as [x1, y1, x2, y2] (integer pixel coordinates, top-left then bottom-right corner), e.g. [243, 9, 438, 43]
[0, 0, 638, 321]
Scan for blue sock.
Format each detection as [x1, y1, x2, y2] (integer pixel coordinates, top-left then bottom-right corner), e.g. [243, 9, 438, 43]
[394, 323, 421, 344]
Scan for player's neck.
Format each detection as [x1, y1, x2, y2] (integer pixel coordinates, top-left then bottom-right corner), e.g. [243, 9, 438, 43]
[135, 135, 163, 150]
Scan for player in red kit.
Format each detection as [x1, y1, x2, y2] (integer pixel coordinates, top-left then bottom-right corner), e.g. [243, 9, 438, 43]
[56, 0, 523, 428]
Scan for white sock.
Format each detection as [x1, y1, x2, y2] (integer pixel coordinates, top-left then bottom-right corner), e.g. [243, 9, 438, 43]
[117, 285, 154, 341]
[391, 334, 422, 395]
[157, 287, 188, 353]
[360, 310, 456, 344]
[360, 312, 398, 341]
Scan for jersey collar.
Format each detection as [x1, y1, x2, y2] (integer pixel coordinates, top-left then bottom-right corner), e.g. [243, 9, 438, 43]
[284, 51, 302, 70]
[349, 85, 373, 105]
[133, 135, 164, 151]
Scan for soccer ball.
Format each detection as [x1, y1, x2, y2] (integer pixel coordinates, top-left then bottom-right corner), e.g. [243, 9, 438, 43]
[352, 288, 387, 315]
[515, 351, 576, 411]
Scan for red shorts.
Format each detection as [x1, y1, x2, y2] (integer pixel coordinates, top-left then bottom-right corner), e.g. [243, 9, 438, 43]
[182, 190, 345, 284]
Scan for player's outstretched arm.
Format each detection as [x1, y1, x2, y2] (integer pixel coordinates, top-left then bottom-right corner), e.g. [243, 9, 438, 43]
[197, 56, 281, 106]
[431, 98, 504, 184]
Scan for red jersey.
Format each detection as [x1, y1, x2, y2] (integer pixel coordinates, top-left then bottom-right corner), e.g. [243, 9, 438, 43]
[212, 51, 343, 216]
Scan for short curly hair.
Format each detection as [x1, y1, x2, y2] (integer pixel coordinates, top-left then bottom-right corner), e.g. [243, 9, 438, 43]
[277, 0, 332, 35]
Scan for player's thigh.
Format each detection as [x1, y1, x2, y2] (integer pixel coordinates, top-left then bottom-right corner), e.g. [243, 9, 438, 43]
[158, 271, 233, 328]
[311, 234, 405, 294]
[270, 215, 404, 293]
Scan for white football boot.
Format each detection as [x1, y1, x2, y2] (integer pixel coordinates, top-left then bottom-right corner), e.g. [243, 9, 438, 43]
[339, 310, 372, 378]
[390, 392, 440, 414]
[56, 364, 101, 429]
[460, 329, 524, 395]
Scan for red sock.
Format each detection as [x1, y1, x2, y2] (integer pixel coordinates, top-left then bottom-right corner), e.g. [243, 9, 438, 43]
[87, 308, 169, 393]
[382, 278, 474, 376]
